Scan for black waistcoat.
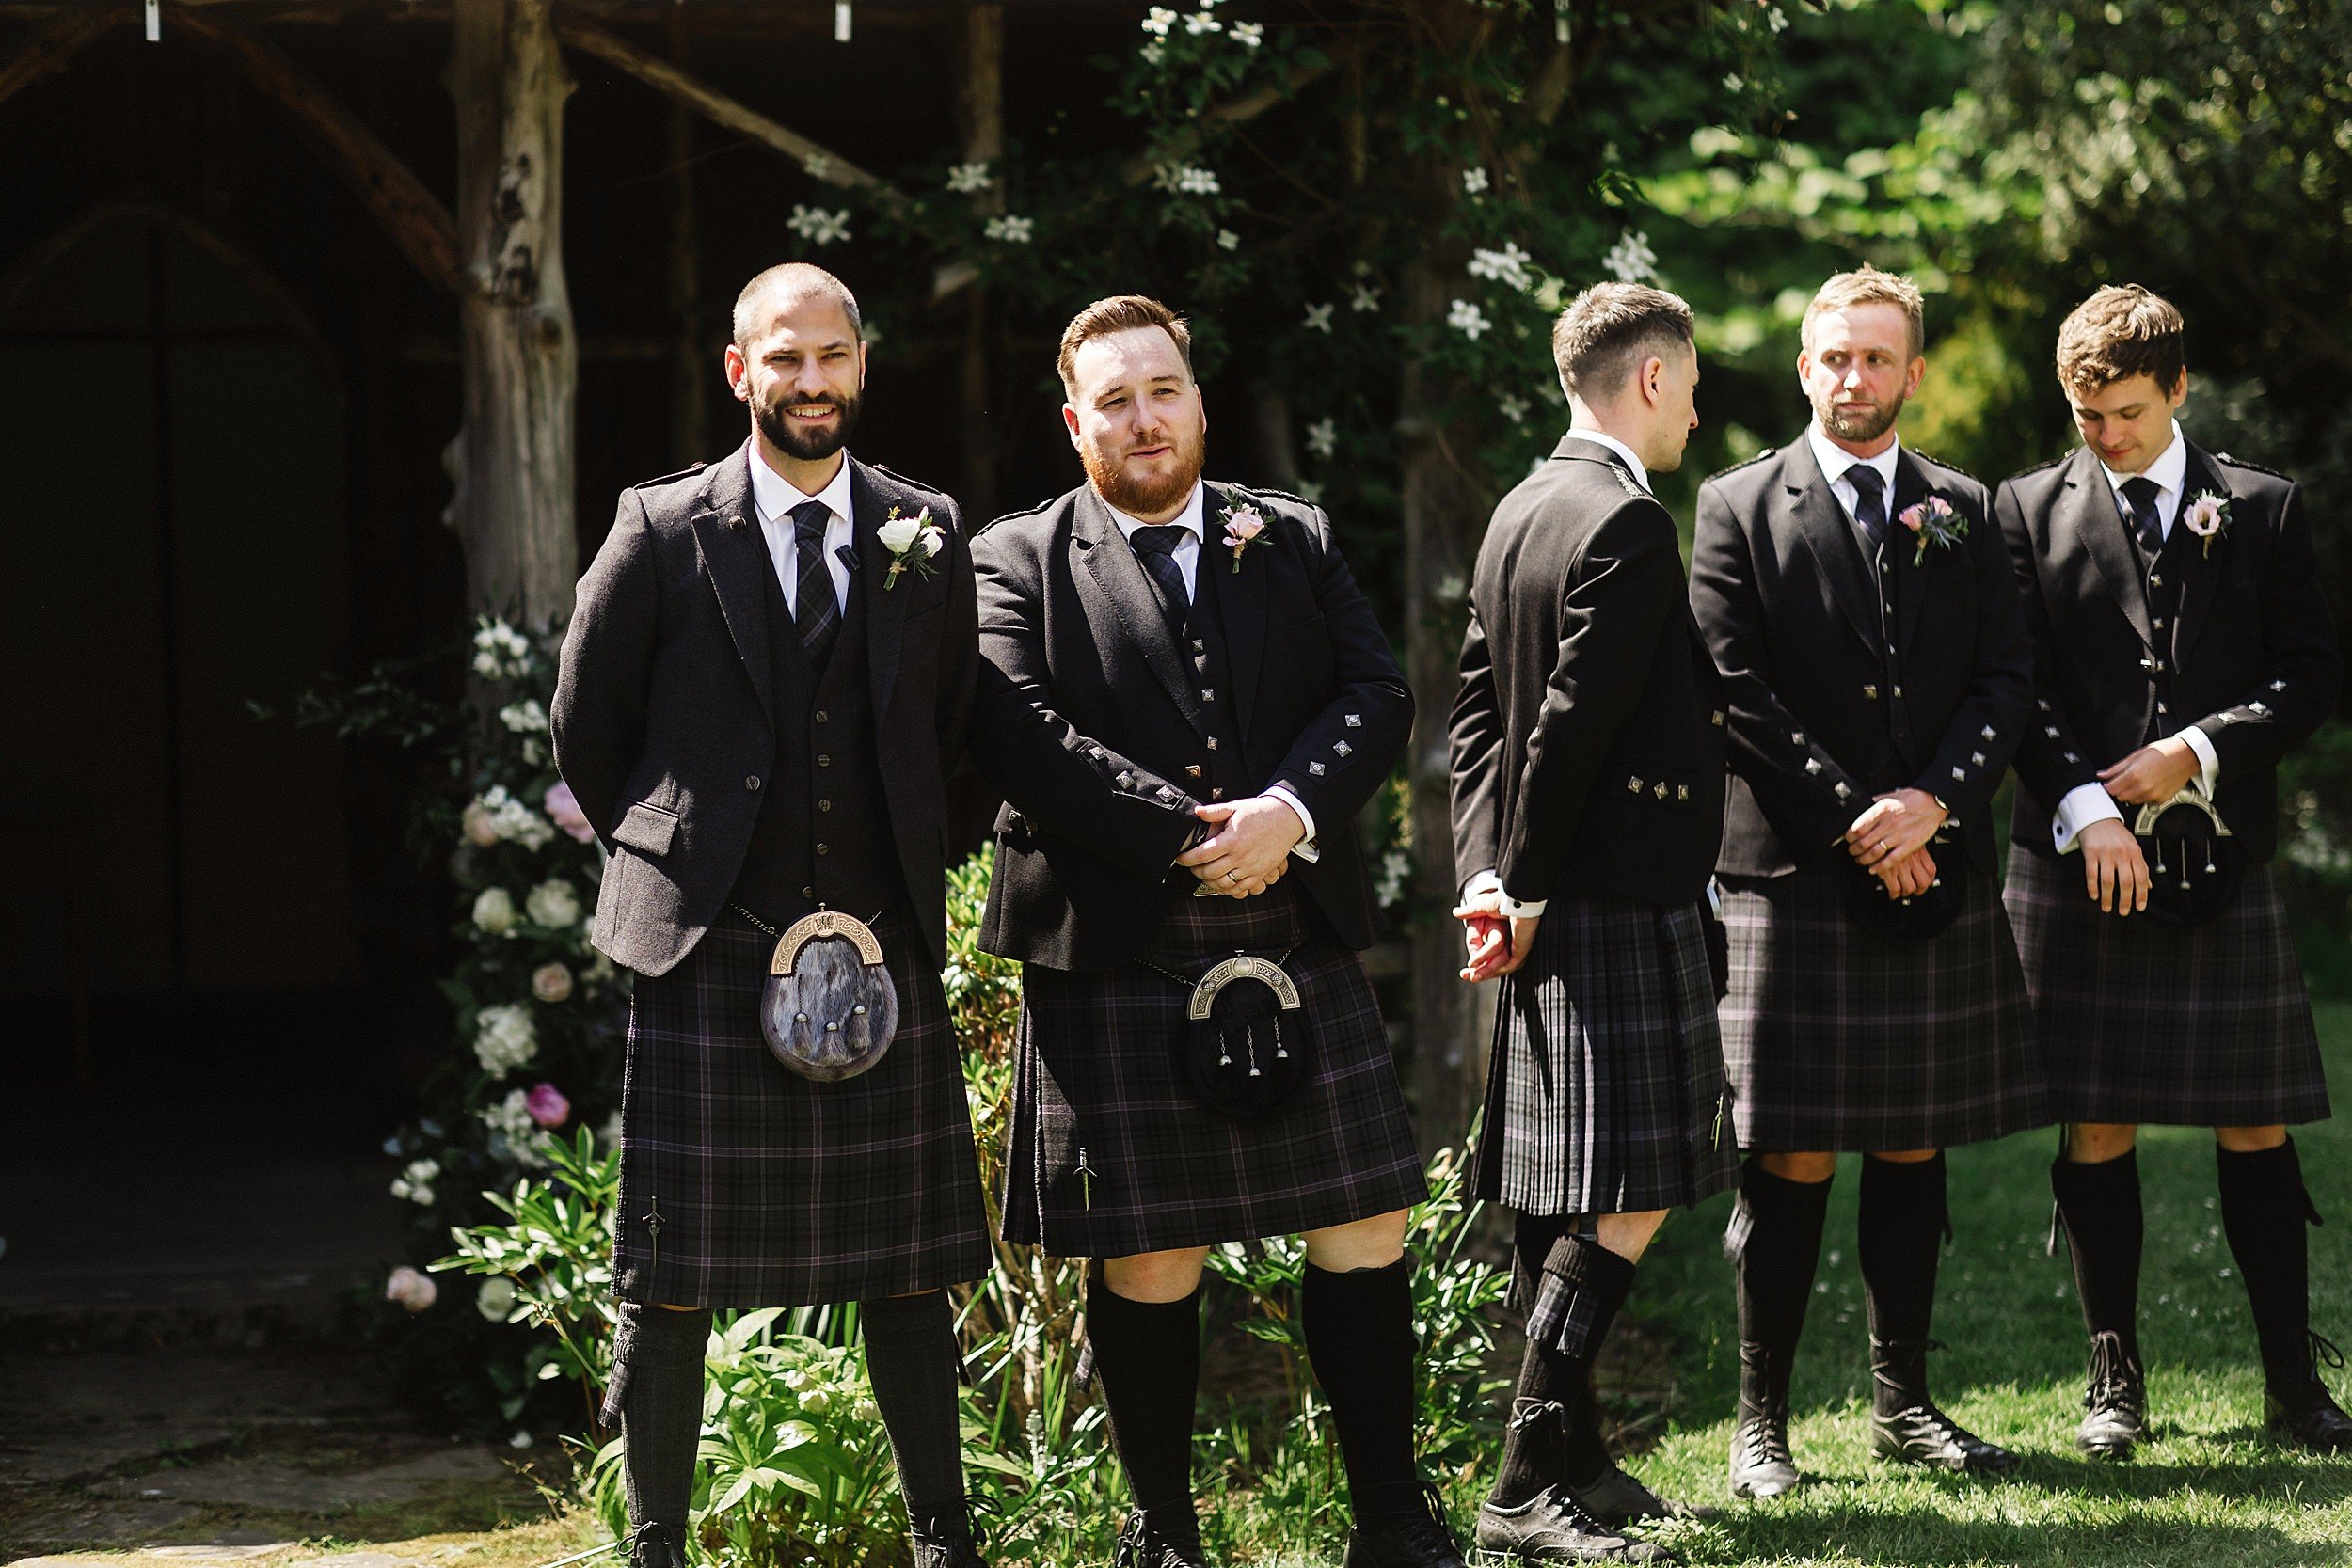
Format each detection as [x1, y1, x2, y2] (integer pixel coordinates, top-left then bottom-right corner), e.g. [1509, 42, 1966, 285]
[1842, 514, 1928, 789]
[2134, 515, 2193, 745]
[729, 538, 903, 925]
[1181, 550, 1253, 804]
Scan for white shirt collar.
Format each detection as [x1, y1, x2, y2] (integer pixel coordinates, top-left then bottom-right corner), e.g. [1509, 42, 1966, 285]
[1560, 429, 1651, 494]
[2098, 419, 2189, 505]
[1806, 420, 1901, 500]
[748, 444, 857, 530]
[1104, 480, 1208, 544]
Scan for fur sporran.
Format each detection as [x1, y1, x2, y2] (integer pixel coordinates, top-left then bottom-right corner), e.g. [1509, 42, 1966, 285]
[2133, 786, 2243, 928]
[1155, 952, 1311, 1120]
[755, 910, 899, 1081]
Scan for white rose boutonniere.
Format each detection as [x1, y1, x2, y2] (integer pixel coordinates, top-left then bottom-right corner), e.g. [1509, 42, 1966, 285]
[878, 506, 946, 590]
[2181, 491, 2232, 558]
[1221, 503, 1268, 573]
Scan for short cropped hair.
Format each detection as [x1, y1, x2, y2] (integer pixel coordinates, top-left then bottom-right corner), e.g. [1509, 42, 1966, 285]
[2055, 285, 2186, 399]
[1803, 264, 1925, 360]
[732, 262, 862, 347]
[1551, 283, 1694, 404]
[1057, 294, 1195, 398]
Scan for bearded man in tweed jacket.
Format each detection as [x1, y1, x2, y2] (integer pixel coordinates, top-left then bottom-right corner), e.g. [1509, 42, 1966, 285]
[552, 264, 993, 1568]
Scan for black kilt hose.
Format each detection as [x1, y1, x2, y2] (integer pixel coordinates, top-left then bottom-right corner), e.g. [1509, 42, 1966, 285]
[1002, 879, 1427, 1258]
[2006, 844, 2329, 1128]
[1719, 865, 2048, 1151]
[613, 908, 992, 1307]
[1474, 894, 1738, 1220]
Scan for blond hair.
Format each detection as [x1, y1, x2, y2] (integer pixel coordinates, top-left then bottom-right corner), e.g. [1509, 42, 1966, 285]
[1802, 265, 1925, 361]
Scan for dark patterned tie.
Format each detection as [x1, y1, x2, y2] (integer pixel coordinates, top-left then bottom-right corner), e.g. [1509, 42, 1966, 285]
[1848, 463, 1889, 551]
[789, 499, 840, 668]
[2122, 475, 2165, 562]
[1129, 524, 1193, 638]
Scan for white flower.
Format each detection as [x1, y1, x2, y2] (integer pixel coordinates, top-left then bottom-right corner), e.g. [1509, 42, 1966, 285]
[1767, 5, 1789, 32]
[1184, 9, 1222, 34]
[1141, 6, 1177, 36]
[385, 1265, 437, 1312]
[1602, 229, 1661, 284]
[1302, 302, 1335, 334]
[917, 526, 946, 559]
[389, 1159, 440, 1207]
[1348, 284, 1381, 313]
[600, 1110, 625, 1148]
[471, 619, 532, 679]
[1140, 40, 1166, 64]
[984, 214, 1034, 244]
[1305, 418, 1339, 460]
[1722, 73, 1745, 93]
[474, 1004, 538, 1078]
[877, 514, 924, 553]
[508, 1431, 533, 1450]
[1435, 570, 1469, 604]
[787, 205, 852, 246]
[477, 1276, 518, 1323]
[1468, 242, 1536, 293]
[1155, 164, 1220, 196]
[497, 699, 548, 735]
[1461, 166, 1489, 195]
[1216, 229, 1240, 251]
[1499, 392, 1531, 424]
[946, 161, 992, 194]
[526, 879, 582, 929]
[480, 1089, 552, 1169]
[1375, 845, 1412, 910]
[472, 886, 519, 937]
[1294, 480, 1325, 504]
[1447, 299, 1492, 340]
[468, 786, 554, 851]
[1231, 20, 1263, 46]
[532, 962, 574, 1003]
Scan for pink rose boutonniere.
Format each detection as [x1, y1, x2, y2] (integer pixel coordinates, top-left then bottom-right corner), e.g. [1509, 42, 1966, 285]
[1896, 494, 1968, 566]
[1221, 503, 1267, 573]
[2181, 491, 2232, 558]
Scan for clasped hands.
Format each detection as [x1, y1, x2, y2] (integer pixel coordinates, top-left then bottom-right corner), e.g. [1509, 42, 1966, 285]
[1175, 794, 1304, 898]
[1844, 787, 1947, 899]
[2075, 735, 2202, 916]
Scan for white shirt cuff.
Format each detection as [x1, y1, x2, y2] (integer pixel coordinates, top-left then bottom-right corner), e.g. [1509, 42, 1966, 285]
[2176, 725, 2221, 796]
[1265, 785, 1321, 863]
[1463, 868, 1546, 919]
[2053, 781, 2126, 854]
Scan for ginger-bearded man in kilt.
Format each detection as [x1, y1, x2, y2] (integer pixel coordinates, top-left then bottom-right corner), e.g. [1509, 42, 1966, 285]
[1450, 282, 1734, 1566]
[1691, 267, 2048, 1497]
[1998, 285, 2348, 1455]
[552, 265, 996, 1568]
[968, 295, 1455, 1568]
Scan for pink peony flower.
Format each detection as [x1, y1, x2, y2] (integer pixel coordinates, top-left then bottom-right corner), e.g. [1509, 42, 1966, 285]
[531, 962, 574, 1003]
[543, 783, 596, 845]
[385, 1265, 437, 1312]
[460, 801, 503, 848]
[525, 1082, 571, 1129]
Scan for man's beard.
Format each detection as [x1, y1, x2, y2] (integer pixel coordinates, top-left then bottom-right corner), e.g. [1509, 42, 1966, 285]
[755, 389, 863, 461]
[1080, 422, 1206, 517]
[1815, 386, 1905, 446]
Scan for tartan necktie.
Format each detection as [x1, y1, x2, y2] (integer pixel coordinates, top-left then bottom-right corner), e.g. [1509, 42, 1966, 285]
[789, 499, 841, 668]
[1848, 463, 1890, 551]
[1129, 524, 1193, 638]
[2122, 475, 2166, 562]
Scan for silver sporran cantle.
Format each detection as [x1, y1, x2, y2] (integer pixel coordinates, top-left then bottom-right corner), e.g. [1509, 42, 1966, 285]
[759, 910, 898, 1081]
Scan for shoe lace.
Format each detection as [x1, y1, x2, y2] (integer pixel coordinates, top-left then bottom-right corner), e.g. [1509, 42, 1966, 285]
[2085, 1332, 2143, 1410]
[1736, 1414, 1791, 1466]
[626, 1523, 683, 1568]
[1508, 1397, 1570, 1433]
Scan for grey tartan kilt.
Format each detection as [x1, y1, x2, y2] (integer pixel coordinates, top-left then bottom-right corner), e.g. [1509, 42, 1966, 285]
[2005, 844, 2329, 1127]
[1473, 894, 1739, 1221]
[1001, 880, 1427, 1258]
[612, 908, 992, 1307]
[1719, 863, 2048, 1152]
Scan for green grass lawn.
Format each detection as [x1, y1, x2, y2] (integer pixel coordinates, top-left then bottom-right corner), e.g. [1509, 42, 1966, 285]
[1598, 1000, 2352, 1567]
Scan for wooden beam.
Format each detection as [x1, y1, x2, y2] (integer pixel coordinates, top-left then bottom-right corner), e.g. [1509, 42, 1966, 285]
[554, 12, 907, 215]
[0, 8, 121, 111]
[172, 8, 460, 293]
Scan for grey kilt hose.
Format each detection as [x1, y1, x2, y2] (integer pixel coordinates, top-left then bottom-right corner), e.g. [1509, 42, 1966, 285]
[612, 908, 993, 1307]
[1473, 895, 1737, 1358]
[1719, 864, 2048, 1151]
[1001, 880, 1427, 1258]
[2006, 844, 2329, 1128]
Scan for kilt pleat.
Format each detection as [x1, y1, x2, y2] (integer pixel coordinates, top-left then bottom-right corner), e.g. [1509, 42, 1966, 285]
[2004, 845, 2328, 1127]
[1719, 865, 2048, 1151]
[1473, 895, 1739, 1219]
[613, 909, 992, 1307]
[1002, 882, 1427, 1258]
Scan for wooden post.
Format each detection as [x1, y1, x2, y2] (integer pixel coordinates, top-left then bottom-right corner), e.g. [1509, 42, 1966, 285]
[446, 0, 577, 631]
[954, 3, 1004, 519]
[665, 10, 706, 468]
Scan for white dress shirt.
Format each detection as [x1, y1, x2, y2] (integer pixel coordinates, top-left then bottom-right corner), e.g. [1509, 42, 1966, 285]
[2051, 420, 2220, 852]
[1105, 482, 1319, 860]
[749, 446, 856, 616]
[1459, 428, 1657, 920]
[1805, 421, 1902, 534]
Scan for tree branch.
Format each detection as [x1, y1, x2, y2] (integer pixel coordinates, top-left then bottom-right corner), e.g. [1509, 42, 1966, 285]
[1118, 56, 1335, 187]
[0, 9, 123, 112]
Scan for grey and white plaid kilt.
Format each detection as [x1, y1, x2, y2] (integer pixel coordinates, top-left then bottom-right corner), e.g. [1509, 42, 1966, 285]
[1474, 895, 1739, 1231]
[2005, 845, 2329, 1127]
[1719, 864, 2048, 1152]
[1002, 881, 1427, 1259]
[612, 908, 992, 1307]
